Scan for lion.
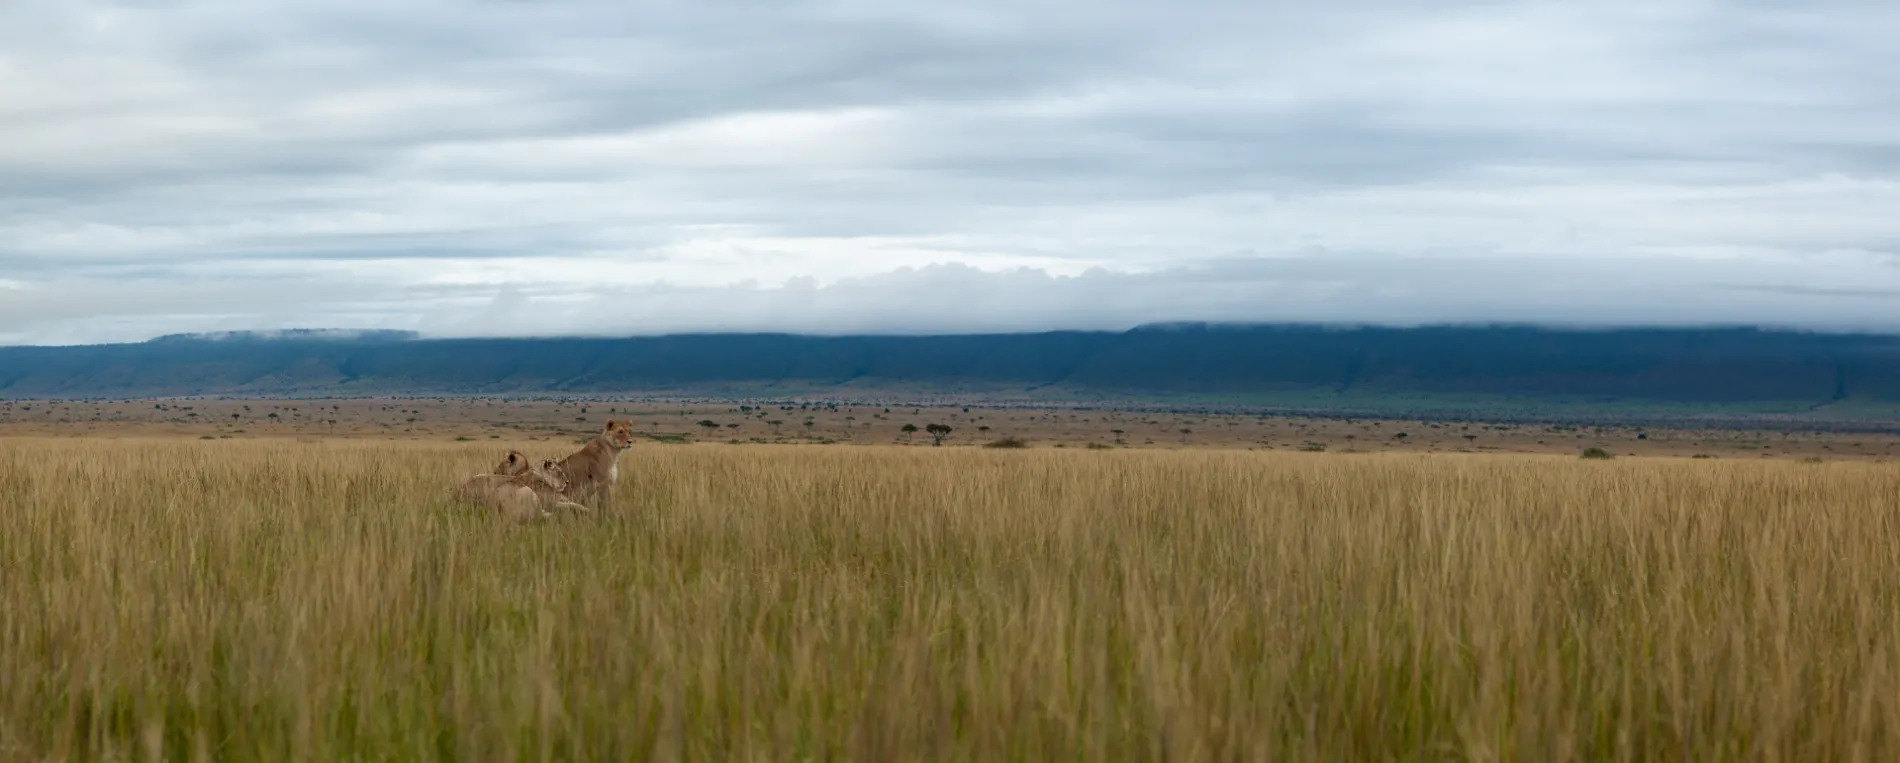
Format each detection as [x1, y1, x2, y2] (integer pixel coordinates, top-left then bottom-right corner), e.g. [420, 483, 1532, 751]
[490, 449, 535, 477]
[556, 418, 636, 508]
[455, 451, 589, 522]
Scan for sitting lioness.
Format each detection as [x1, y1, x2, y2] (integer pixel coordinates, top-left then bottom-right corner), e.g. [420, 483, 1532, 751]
[455, 451, 589, 522]
[556, 419, 636, 508]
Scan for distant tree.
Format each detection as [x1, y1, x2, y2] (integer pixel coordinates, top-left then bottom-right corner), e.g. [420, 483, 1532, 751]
[1111, 429, 1126, 444]
[925, 423, 952, 446]
[1179, 428, 1192, 444]
[768, 420, 784, 435]
[901, 423, 919, 442]
[697, 419, 720, 435]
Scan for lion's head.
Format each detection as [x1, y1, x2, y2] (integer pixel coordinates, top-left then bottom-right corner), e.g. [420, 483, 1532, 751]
[528, 458, 570, 492]
[493, 450, 532, 476]
[602, 418, 636, 449]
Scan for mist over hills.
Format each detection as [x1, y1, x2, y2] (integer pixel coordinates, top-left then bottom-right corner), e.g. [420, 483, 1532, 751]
[143, 329, 423, 344]
[4, 324, 1900, 420]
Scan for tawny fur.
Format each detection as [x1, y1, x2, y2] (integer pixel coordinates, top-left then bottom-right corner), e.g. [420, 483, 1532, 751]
[455, 454, 589, 522]
[491, 450, 534, 477]
[557, 419, 635, 508]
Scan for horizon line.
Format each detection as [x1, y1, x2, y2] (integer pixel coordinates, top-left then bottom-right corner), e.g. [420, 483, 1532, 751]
[8, 320, 1900, 350]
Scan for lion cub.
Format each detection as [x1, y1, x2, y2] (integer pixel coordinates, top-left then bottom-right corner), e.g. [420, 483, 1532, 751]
[557, 419, 636, 508]
[455, 450, 588, 522]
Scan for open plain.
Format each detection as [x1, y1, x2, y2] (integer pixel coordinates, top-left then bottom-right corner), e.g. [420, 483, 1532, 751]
[4, 396, 1899, 461]
[4, 407, 1900, 760]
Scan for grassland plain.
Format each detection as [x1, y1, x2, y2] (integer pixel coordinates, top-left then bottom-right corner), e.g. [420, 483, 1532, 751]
[4, 438, 1900, 761]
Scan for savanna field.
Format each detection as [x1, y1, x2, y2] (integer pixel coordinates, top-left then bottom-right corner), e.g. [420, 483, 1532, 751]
[5, 437, 1900, 761]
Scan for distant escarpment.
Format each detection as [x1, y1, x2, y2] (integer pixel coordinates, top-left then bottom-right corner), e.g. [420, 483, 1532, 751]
[4, 324, 1900, 421]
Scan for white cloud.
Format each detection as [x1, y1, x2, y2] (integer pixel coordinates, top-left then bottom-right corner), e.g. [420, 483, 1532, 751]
[1, 0, 1897, 345]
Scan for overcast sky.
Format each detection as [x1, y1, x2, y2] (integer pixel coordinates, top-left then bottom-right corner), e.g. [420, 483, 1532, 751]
[3, 0, 1899, 345]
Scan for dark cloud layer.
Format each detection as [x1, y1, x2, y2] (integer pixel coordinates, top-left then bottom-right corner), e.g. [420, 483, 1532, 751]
[2, 1, 1898, 345]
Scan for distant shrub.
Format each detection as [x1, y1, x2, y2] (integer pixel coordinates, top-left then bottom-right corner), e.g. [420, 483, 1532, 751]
[1086, 442, 1114, 450]
[1299, 442, 1327, 452]
[984, 437, 1028, 449]
[1580, 447, 1614, 460]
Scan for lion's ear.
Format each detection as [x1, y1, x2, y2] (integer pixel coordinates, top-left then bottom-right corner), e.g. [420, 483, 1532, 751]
[542, 459, 559, 471]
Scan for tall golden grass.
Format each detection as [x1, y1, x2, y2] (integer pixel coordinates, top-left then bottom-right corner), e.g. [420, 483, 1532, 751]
[3, 437, 1898, 761]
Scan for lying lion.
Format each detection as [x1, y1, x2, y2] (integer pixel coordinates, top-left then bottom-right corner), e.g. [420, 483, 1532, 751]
[454, 450, 590, 522]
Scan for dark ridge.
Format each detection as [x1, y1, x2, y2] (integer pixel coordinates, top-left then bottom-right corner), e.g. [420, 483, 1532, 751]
[3, 325, 1900, 421]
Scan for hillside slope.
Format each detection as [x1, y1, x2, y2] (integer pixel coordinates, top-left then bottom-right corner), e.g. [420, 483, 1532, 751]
[4, 325, 1900, 416]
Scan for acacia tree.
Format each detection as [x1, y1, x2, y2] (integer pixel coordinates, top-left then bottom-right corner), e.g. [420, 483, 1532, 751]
[925, 423, 952, 446]
[901, 423, 919, 442]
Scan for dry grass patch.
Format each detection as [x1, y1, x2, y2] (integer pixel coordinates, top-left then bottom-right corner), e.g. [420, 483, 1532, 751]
[2, 439, 1899, 760]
